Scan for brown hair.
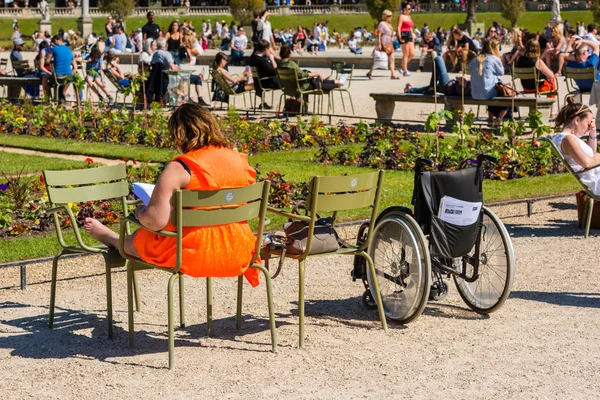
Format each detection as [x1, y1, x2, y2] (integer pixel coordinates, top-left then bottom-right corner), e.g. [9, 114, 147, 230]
[280, 45, 292, 59]
[524, 39, 541, 58]
[555, 95, 593, 128]
[168, 103, 226, 153]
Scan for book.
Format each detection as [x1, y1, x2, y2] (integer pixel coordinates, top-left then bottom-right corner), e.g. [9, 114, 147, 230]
[132, 183, 155, 206]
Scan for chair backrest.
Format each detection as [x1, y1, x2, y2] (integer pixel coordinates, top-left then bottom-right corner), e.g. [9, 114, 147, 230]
[11, 60, 30, 77]
[170, 181, 271, 266]
[105, 69, 125, 91]
[511, 65, 538, 93]
[564, 66, 597, 93]
[544, 136, 597, 198]
[0, 58, 7, 69]
[301, 171, 385, 255]
[339, 64, 354, 88]
[211, 68, 236, 95]
[43, 164, 129, 205]
[330, 60, 345, 79]
[276, 67, 301, 97]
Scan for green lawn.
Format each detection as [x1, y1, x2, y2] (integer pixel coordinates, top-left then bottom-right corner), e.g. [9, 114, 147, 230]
[1, 10, 596, 42]
[0, 151, 96, 174]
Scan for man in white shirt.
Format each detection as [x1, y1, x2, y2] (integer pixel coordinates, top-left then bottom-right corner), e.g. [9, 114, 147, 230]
[584, 24, 600, 44]
[259, 10, 275, 50]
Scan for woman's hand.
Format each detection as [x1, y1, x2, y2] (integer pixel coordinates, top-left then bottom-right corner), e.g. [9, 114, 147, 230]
[588, 120, 597, 136]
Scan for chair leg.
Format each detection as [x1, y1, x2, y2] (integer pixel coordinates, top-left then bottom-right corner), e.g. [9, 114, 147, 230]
[206, 277, 213, 337]
[127, 264, 135, 347]
[132, 268, 141, 312]
[167, 273, 178, 370]
[363, 252, 388, 331]
[179, 274, 185, 328]
[340, 91, 346, 112]
[298, 259, 306, 348]
[253, 264, 277, 353]
[48, 253, 63, 329]
[105, 261, 114, 340]
[348, 92, 355, 114]
[236, 275, 243, 330]
[585, 198, 594, 238]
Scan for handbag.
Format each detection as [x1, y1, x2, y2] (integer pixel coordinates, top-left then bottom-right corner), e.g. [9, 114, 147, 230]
[283, 201, 340, 255]
[284, 98, 302, 114]
[496, 82, 518, 97]
[382, 41, 394, 55]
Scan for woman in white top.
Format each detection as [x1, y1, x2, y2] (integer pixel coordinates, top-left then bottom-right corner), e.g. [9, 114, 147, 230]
[138, 38, 156, 74]
[554, 96, 600, 195]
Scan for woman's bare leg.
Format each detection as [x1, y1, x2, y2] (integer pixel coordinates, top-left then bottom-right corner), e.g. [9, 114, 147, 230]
[84, 217, 139, 257]
[401, 43, 409, 72]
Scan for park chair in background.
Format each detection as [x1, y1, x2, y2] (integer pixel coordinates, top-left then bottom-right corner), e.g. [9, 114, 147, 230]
[0, 58, 7, 97]
[250, 66, 277, 112]
[511, 65, 560, 111]
[546, 136, 600, 238]
[105, 69, 132, 105]
[325, 60, 345, 80]
[43, 164, 141, 339]
[276, 67, 326, 115]
[330, 64, 355, 114]
[266, 171, 388, 347]
[211, 68, 251, 108]
[10, 60, 31, 77]
[118, 181, 276, 370]
[564, 66, 596, 104]
[50, 63, 72, 103]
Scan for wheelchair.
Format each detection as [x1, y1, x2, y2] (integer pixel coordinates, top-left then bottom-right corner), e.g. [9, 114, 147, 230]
[353, 154, 515, 324]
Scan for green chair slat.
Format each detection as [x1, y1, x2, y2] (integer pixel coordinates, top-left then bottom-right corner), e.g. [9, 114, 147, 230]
[176, 201, 262, 227]
[564, 66, 596, 80]
[47, 180, 130, 204]
[179, 184, 264, 207]
[44, 164, 126, 186]
[315, 190, 376, 212]
[314, 171, 379, 193]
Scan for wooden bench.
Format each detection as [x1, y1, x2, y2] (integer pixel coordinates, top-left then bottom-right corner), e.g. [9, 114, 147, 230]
[0, 76, 42, 100]
[370, 93, 556, 124]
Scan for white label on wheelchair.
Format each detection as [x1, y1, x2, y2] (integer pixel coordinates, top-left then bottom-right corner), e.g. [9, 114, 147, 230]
[438, 196, 482, 226]
[225, 191, 235, 202]
[350, 178, 358, 188]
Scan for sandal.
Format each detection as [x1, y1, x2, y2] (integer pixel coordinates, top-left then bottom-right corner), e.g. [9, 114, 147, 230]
[366, 72, 372, 80]
[404, 83, 413, 93]
[391, 75, 400, 80]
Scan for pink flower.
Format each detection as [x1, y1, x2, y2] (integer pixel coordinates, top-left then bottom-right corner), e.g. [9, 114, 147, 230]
[532, 140, 540, 147]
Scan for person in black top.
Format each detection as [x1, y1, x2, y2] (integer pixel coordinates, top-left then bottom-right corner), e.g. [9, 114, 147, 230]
[142, 11, 161, 41]
[250, 10, 262, 55]
[450, 28, 477, 72]
[249, 39, 281, 109]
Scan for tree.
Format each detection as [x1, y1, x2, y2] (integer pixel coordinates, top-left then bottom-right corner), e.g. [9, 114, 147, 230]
[465, 0, 476, 23]
[593, 0, 600, 25]
[229, 0, 264, 27]
[365, 0, 401, 24]
[101, 0, 135, 19]
[500, 0, 525, 27]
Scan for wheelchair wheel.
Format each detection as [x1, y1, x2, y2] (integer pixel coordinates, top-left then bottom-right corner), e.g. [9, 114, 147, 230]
[367, 211, 431, 324]
[454, 206, 515, 314]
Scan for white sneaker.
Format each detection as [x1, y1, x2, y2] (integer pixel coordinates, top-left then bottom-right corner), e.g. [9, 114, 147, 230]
[403, 70, 411, 77]
[339, 73, 348, 86]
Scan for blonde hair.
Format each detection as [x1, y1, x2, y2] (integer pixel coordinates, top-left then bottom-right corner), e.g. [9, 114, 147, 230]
[168, 104, 226, 154]
[524, 39, 541, 58]
[511, 28, 522, 43]
[476, 38, 500, 75]
[552, 25, 563, 40]
[382, 9, 392, 19]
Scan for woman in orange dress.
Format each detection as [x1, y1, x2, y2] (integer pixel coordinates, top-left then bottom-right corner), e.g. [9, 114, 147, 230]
[84, 104, 260, 286]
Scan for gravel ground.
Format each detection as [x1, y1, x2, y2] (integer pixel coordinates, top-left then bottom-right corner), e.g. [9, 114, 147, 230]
[1, 197, 599, 399]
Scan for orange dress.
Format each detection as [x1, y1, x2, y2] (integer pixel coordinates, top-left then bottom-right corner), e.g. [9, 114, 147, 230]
[133, 146, 261, 287]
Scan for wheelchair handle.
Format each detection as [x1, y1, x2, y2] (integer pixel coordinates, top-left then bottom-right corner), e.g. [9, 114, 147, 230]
[415, 158, 434, 168]
[477, 154, 498, 166]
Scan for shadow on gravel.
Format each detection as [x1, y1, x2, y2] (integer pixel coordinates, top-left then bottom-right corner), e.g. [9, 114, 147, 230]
[548, 201, 578, 211]
[510, 291, 600, 308]
[424, 303, 490, 321]
[0, 301, 284, 368]
[504, 219, 583, 238]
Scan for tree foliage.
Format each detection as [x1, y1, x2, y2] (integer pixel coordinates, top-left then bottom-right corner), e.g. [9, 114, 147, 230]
[365, 0, 401, 24]
[100, 0, 135, 19]
[465, 0, 476, 23]
[593, 0, 600, 25]
[229, 0, 264, 27]
[500, 0, 525, 27]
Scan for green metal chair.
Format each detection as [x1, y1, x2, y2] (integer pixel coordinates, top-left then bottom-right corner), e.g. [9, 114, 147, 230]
[118, 181, 276, 370]
[564, 66, 597, 104]
[43, 164, 141, 339]
[330, 64, 355, 114]
[250, 66, 278, 112]
[105, 69, 132, 105]
[211, 68, 251, 108]
[276, 67, 325, 115]
[10, 59, 31, 77]
[49, 63, 73, 103]
[0, 58, 7, 97]
[266, 171, 388, 347]
[546, 136, 600, 238]
[325, 60, 345, 80]
[512, 65, 560, 111]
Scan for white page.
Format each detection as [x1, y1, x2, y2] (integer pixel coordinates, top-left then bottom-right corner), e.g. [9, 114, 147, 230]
[132, 183, 155, 206]
[438, 195, 482, 226]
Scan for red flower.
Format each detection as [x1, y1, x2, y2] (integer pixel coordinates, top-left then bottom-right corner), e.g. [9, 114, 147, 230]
[532, 140, 541, 147]
[85, 157, 94, 164]
[39, 174, 45, 184]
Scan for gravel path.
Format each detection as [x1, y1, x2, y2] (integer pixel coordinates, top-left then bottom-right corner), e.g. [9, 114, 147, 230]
[0, 197, 599, 399]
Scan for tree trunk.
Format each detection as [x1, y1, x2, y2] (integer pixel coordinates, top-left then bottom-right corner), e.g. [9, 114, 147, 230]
[465, 0, 477, 23]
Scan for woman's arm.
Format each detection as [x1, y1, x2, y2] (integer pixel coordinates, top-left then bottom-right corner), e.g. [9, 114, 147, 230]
[220, 68, 245, 84]
[135, 161, 191, 231]
[536, 58, 555, 78]
[562, 131, 600, 169]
